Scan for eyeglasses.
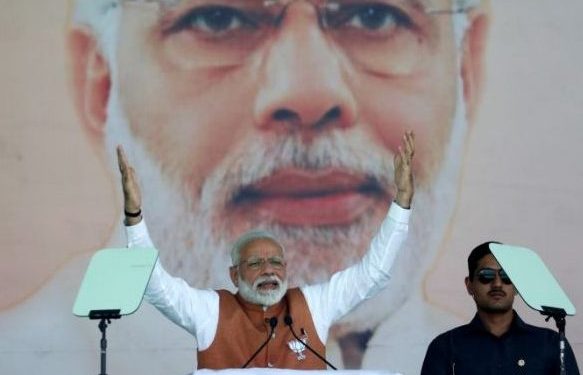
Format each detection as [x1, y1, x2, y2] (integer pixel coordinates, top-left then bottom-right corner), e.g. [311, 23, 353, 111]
[476, 268, 512, 285]
[239, 256, 286, 270]
[121, 0, 472, 75]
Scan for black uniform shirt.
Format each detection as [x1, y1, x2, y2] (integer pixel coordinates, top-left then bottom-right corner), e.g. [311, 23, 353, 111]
[421, 311, 579, 375]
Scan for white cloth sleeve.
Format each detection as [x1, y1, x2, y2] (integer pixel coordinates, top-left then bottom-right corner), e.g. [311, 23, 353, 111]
[300, 202, 410, 344]
[125, 219, 219, 350]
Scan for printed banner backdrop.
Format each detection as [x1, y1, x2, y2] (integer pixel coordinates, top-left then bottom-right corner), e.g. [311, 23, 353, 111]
[1, 0, 582, 374]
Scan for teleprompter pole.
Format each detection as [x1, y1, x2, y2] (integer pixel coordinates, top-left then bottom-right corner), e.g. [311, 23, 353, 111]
[541, 306, 567, 375]
[90, 309, 122, 375]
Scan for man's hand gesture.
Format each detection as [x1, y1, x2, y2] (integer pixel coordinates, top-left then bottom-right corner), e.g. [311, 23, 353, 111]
[117, 145, 142, 225]
[394, 131, 415, 209]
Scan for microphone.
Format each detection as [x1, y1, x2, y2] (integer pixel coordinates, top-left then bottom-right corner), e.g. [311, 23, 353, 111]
[284, 315, 337, 370]
[241, 317, 278, 368]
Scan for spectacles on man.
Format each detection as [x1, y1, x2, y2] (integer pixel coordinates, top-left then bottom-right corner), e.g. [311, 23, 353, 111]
[121, 0, 474, 75]
[476, 268, 512, 285]
[239, 256, 286, 270]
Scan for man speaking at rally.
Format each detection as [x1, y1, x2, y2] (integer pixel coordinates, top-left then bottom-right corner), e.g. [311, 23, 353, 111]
[117, 132, 414, 369]
[68, 0, 490, 369]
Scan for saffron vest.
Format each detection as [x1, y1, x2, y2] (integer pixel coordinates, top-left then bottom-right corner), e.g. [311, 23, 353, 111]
[197, 288, 326, 369]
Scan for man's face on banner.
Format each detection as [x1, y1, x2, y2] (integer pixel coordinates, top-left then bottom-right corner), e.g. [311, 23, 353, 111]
[72, 0, 488, 332]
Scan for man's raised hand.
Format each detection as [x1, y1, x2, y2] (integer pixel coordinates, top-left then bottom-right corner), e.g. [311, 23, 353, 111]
[117, 145, 142, 225]
[394, 131, 415, 209]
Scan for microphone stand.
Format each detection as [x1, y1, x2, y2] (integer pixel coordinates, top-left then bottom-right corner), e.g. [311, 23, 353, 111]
[284, 315, 337, 370]
[242, 317, 278, 368]
[541, 306, 567, 375]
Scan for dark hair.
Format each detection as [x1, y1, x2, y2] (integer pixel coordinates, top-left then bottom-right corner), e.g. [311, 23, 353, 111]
[467, 241, 502, 280]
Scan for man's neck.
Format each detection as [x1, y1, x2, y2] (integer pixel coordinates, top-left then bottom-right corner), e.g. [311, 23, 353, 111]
[477, 309, 514, 337]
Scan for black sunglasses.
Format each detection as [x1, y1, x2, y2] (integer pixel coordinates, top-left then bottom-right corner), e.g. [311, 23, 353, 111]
[476, 268, 512, 285]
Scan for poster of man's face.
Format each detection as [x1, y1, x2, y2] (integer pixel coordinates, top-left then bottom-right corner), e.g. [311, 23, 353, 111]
[1, 0, 581, 374]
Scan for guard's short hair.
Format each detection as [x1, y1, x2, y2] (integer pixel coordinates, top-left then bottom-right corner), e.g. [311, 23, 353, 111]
[230, 230, 284, 266]
[467, 241, 502, 280]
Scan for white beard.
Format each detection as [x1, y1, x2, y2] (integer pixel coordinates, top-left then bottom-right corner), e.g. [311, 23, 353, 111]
[238, 275, 289, 307]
